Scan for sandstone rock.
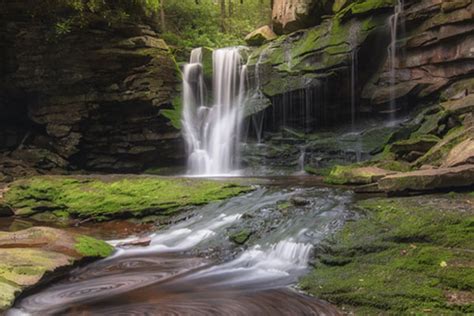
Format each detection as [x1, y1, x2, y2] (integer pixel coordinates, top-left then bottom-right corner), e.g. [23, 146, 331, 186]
[441, 93, 474, 115]
[378, 164, 474, 194]
[0, 3, 183, 174]
[0, 227, 114, 312]
[245, 26, 277, 46]
[327, 166, 398, 185]
[442, 138, 474, 168]
[272, 0, 332, 34]
[362, 1, 474, 107]
[116, 237, 151, 248]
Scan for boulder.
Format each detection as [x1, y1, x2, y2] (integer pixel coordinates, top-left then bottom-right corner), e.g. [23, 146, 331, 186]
[272, 0, 332, 34]
[378, 164, 474, 194]
[0, 227, 114, 312]
[442, 138, 474, 168]
[245, 26, 277, 46]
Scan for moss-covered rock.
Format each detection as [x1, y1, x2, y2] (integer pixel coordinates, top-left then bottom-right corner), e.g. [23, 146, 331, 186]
[325, 164, 396, 185]
[229, 229, 252, 245]
[300, 194, 474, 315]
[2, 175, 253, 222]
[0, 227, 113, 312]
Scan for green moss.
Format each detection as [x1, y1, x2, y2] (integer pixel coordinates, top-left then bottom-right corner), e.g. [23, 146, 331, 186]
[229, 229, 251, 245]
[4, 176, 253, 221]
[301, 194, 474, 314]
[161, 94, 183, 129]
[350, 0, 395, 15]
[74, 236, 114, 258]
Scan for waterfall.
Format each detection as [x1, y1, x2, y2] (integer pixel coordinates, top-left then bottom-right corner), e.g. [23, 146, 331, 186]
[182, 47, 247, 175]
[388, 0, 404, 121]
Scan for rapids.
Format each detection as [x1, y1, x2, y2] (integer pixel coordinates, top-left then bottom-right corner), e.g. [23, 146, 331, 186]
[8, 182, 355, 315]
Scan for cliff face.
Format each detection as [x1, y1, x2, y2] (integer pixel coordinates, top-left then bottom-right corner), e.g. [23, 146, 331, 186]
[0, 3, 183, 178]
[253, 0, 474, 123]
[363, 0, 474, 107]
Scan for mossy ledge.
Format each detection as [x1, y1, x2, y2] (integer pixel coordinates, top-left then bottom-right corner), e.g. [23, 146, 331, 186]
[300, 194, 474, 315]
[3, 175, 253, 222]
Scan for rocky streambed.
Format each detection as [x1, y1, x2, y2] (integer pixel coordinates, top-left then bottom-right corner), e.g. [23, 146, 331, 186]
[0, 175, 472, 315]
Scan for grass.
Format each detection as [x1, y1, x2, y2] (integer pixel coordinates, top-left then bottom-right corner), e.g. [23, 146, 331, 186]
[300, 194, 474, 315]
[3, 176, 253, 221]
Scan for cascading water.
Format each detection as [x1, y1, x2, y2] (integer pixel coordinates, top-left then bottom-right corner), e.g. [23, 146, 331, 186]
[9, 186, 352, 315]
[182, 47, 248, 176]
[388, 0, 404, 121]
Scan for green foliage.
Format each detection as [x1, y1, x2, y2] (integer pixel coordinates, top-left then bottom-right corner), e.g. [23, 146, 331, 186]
[161, 0, 271, 59]
[4, 176, 253, 221]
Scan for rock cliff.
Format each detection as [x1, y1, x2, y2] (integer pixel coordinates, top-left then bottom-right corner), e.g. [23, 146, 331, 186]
[0, 2, 183, 179]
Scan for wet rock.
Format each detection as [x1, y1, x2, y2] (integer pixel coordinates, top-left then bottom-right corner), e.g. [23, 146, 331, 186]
[0, 203, 13, 217]
[290, 197, 310, 206]
[0, 227, 113, 312]
[245, 26, 277, 46]
[363, 1, 474, 106]
[229, 230, 252, 245]
[117, 237, 151, 247]
[378, 164, 474, 194]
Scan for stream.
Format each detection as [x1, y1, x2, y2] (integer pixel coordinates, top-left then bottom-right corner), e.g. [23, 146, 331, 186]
[7, 179, 356, 315]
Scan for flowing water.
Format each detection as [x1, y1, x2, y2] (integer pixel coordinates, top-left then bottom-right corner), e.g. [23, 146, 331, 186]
[388, 0, 404, 121]
[183, 47, 248, 176]
[8, 183, 354, 315]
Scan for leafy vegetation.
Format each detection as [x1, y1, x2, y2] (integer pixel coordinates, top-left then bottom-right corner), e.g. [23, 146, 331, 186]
[3, 176, 253, 221]
[30, 0, 271, 57]
[161, 0, 271, 58]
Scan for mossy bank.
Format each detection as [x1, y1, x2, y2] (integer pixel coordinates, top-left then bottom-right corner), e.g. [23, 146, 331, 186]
[1, 175, 253, 222]
[300, 193, 474, 315]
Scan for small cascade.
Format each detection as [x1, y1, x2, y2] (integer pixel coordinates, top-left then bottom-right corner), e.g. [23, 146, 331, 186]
[388, 0, 405, 121]
[182, 47, 248, 175]
[350, 47, 358, 130]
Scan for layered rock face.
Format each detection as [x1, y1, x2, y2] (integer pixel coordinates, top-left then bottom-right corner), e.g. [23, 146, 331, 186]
[0, 4, 183, 178]
[248, 0, 394, 130]
[251, 0, 474, 126]
[363, 0, 474, 108]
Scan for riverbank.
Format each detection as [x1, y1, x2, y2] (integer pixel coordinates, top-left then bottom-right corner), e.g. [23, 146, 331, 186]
[0, 175, 253, 223]
[300, 192, 474, 315]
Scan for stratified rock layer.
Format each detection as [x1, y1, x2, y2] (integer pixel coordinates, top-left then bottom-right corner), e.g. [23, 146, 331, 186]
[0, 3, 183, 176]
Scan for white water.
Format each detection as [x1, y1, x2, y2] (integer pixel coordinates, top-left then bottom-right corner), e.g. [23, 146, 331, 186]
[182, 47, 248, 176]
[388, 0, 404, 121]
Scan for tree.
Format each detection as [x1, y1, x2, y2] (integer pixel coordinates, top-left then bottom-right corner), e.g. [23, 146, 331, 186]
[220, 0, 226, 31]
[160, 0, 166, 31]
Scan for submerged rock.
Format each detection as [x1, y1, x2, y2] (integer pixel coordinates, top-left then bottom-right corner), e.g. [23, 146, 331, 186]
[0, 227, 113, 312]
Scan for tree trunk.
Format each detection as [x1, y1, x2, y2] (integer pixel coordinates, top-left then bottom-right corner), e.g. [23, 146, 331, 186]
[220, 0, 226, 32]
[160, 0, 166, 32]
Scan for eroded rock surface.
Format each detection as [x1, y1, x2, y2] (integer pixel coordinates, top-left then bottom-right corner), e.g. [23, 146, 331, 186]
[0, 227, 113, 312]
